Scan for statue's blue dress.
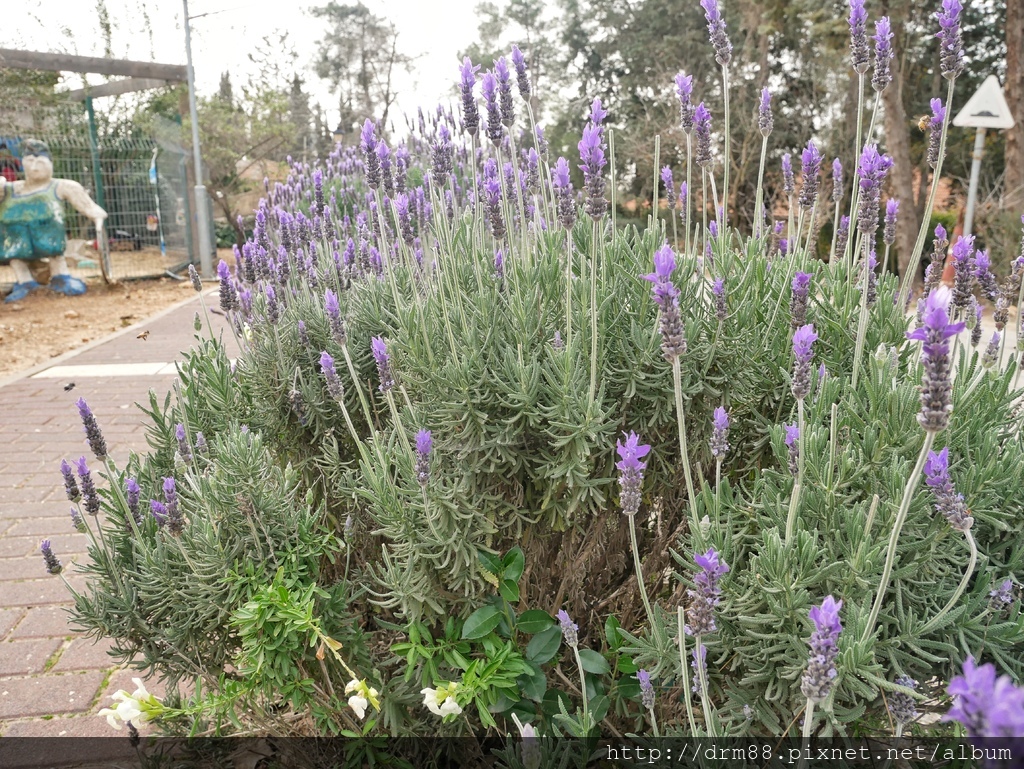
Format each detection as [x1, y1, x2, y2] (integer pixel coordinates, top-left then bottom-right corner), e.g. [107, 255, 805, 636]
[0, 181, 67, 263]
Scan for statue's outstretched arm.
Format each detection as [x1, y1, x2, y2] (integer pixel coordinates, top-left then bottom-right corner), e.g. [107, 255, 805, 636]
[56, 179, 107, 231]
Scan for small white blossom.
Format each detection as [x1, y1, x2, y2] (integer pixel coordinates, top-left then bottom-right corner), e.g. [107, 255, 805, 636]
[421, 681, 463, 717]
[344, 678, 380, 720]
[97, 678, 163, 731]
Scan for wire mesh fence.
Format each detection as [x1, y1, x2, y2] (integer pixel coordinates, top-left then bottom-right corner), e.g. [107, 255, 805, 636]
[1, 102, 207, 287]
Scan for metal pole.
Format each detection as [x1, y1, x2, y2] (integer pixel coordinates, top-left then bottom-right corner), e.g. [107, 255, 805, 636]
[963, 127, 986, 239]
[183, 0, 214, 278]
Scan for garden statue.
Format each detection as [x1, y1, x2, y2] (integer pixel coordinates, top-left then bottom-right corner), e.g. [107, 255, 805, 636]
[0, 139, 106, 302]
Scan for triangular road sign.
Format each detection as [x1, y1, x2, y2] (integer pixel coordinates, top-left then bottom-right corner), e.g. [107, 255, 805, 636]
[953, 75, 1015, 129]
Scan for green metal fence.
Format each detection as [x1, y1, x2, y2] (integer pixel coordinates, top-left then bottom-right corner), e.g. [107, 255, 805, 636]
[1, 104, 204, 285]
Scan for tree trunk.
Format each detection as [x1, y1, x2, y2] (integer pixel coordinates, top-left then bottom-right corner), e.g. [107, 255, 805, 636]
[883, 46, 920, 280]
[1005, 0, 1024, 209]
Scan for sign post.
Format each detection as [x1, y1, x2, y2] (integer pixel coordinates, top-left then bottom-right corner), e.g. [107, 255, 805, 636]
[952, 75, 1016, 238]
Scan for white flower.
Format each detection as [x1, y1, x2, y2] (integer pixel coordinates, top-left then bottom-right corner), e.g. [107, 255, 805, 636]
[97, 678, 163, 731]
[421, 681, 463, 717]
[344, 678, 380, 720]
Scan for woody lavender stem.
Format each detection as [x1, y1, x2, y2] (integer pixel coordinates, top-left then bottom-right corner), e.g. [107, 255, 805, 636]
[629, 513, 657, 630]
[862, 431, 936, 643]
[673, 357, 699, 521]
[695, 635, 716, 737]
[919, 529, 978, 634]
[898, 78, 956, 309]
[677, 607, 700, 735]
[721, 64, 730, 227]
[588, 219, 599, 405]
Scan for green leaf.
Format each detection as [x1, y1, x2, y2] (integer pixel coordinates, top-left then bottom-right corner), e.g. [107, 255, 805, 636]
[578, 649, 610, 675]
[540, 688, 572, 717]
[525, 625, 562, 664]
[518, 662, 547, 702]
[498, 578, 520, 603]
[516, 610, 555, 634]
[462, 604, 503, 640]
[477, 549, 503, 577]
[590, 694, 611, 722]
[615, 654, 638, 674]
[502, 547, 525, 583]
[604, 615, 622, 650]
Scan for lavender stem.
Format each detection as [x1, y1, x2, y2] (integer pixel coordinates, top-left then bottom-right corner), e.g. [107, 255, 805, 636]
[695, 634, 716, 736]
[721, 64, 731, 230]
[566, 230, 574, 348]
[628, 511, 657, 629]
[785, 400, 806, 543]
[754, 136, 768, 238]
[685, 134, 693, 258]
[673, 357, 700, 523]
[851, 241, 873, 389]
[918, 529, 978, 634]
[677, 607, 700, 734]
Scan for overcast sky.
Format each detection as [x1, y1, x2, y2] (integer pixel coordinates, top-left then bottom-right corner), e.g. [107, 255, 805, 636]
[14, 0, 483, 126]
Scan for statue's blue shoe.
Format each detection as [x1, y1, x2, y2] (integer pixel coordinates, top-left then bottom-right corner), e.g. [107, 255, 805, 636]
[4, 280, 43, 303]
[49, 275, 88, 296]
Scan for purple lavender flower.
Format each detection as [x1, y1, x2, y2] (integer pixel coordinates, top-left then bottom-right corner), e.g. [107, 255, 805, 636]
[557, 609, 578, 647]
[481, 159, 507, 240]
[163, 477, 183, 535]
[849, 0, 870, 73]
[70, 507, 84, 532]
[552, 157, 577, 230]
[710, 406, 730, 459]
[936, 0, 964, 80]
[857, 145, 894, 238]
[415, 429, 432, 487]
[360, 120, 381, 189]
[188, 263, 202, 292]
[494, 248, 505, 287]
[712, 277, 726, 321]
[643, 244, 686, 359]
[927, 98, 947, 168]
[371, 336, 395, 392]
[906, 286, 965, 432]
[460, 58, 480, 137]
[781, 153, 794, 195]
[589, 98, 608, 126]
[989, 579, 1015, 613]
[265, 285, 279, 324]
[758, 88, 773, 137]
[297, 320, 310, 348]
[801, 595, 843, 703]
[661, 167, 676, 209]
[481, 72, 503, 146]
[691, 644, 708, 697]
[125, 477, 141, 524]
[799, 141, 822, 210]
[884, 199, 899, 246]
[982, 331, 1001, 369]
[832, 158, 843, 204]
[889, 676, 919, 726]
[694, 103, 713, 168]
[785, 423, 800, 475]
[217, 260, 238, 312]
[320, 351, 344, 401]
[974, 250, 998, 302]
[510, 45, 530, 100]
[865, 251, 879, 307]
[615, 431, 650, 516]
[945, 656, 1024, 737]
[76, 398, 107, 461]
[835, 215, 851, 259]
[40, 539, 62, 575]
[950, 234, 976, 309]
[578, 107, 608, 219]
[395, 193, 415, 245]
[494, 56, 515, 127]
[61, 459, 80, 502]
[700, 0, 732, 65]
[872, 17, 894, 92]
[924, 447, 974, 530]
[150, 499, 167, 527]
[792, 324, 818, 401]
[376, 140, 394, 198]
[175, 423, 192, 463]
[791, 271, 812, 330]
[552, 330, 564, 350]
[431, 124, 454, 181]
[687, 549, 730, 636]
[637, 669, 655, 709]
[675, 72, 695, 133]
[679, 182, 688, 222]
[74, 456, 100, 516]
[324, 289, 347, 346]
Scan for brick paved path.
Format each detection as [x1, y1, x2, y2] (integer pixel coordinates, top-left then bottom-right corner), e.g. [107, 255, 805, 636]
[0, 290, 236, 737]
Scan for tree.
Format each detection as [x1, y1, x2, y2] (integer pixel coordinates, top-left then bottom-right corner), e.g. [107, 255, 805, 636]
[1005, 0, 1023, 209]
[311, 1, 412, 135]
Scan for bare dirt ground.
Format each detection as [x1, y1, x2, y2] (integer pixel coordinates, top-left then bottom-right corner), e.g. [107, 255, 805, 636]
[0, 276, 196, 379]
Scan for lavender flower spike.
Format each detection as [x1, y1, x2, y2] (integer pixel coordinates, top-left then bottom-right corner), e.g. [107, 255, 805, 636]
[872, 17, 894, 92]
[217, 260, 237, 312]
[799, 141, 822, 210]
[758, 88, 773, 137]
[785, 423, 800, 475]
[175, 423, 192, 463]
[675, 73, 695, 133]
[615, 431, 651, 516]
[61, 459, 80, 502]
[325, 289, 347, 346]
[459, 58, 480, 137]
[884, 199, 899, 246]
[686, 549, 730, 636]
[712, 276, 726, 321]
[163, 477, 184, 535]
[791, 271, 812, 330]
[415, 429, 432, 487]
[481, 72, 503, 146]
[661, 167, 676, 209]
[642, 243, 686, 359]
[125, 477, 141, 524]
[927, 98, 947, 168]
[694, 103, 713, 168]
[888, 676, 919, 726]
[831, 158, 843, 203]
[557, 609, 578, 647]
[371, 336, 395, 392]
[792, 324, 818, 401]
[781, 153, 794, 195]
[320, 351, 344, 401]
[552, 157, 577, 231]
[40, 539, 62, 575]
[510, 45, 531, 99]
[700, 0, 732, 65]
[76, 397, 108, 461]
[906, 285, 965, 432]
[936, 0, 965, 80]
[857, 144, 894, 238]
[849, 0, 870, 74]
[945, 656, 1024, 737]
[360, 120, 381, 189]
[923, 447, 974, 531]
[801, 595, 843, 703]
[578, 112, 608, 220]
[637, 669, 655, 709]
[710, 406, 730, 459]
[75, 456, 100, 515]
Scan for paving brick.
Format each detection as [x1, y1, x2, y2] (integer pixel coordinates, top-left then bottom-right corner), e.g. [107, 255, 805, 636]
[0, 637, 63, 676]
[0, 714, 130, 738]
[51, 638, 118, 673]
[4, 518, 76, 538]
[9, 607, 74, 640]
[0, 537, 40, 558]
[0, 670, 107, 718]
[0, 609, 25, 640]
[0, 557, 56, 582]
[0, 578, 84, 608]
